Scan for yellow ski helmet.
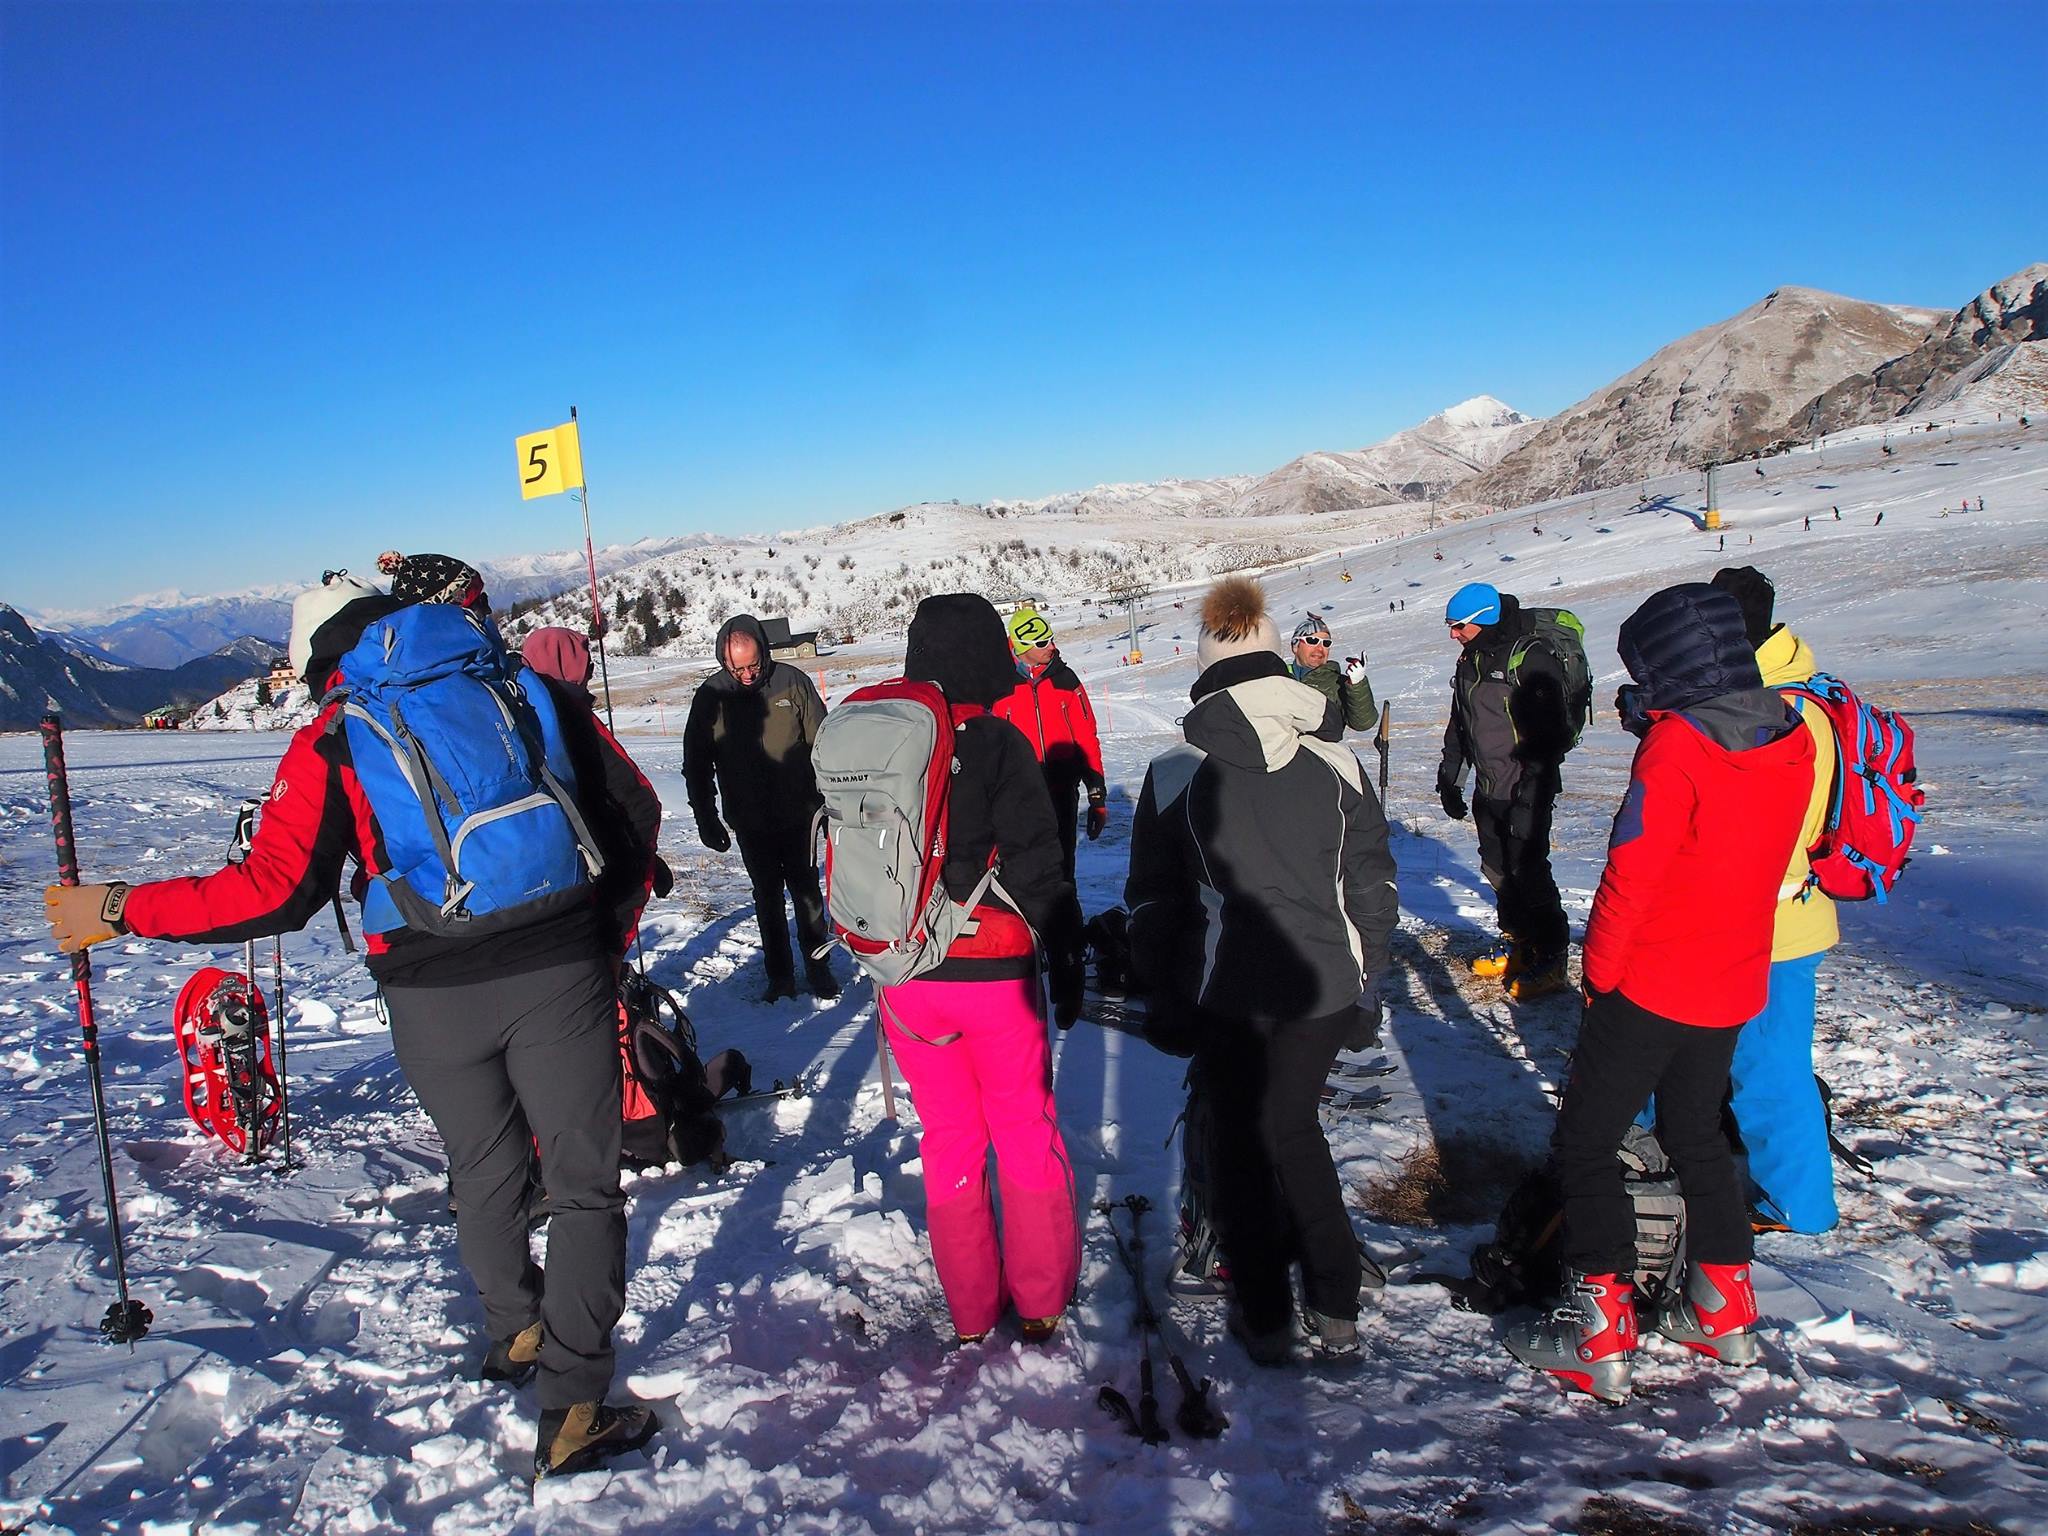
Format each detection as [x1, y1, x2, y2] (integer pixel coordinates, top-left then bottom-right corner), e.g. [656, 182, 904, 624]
[1007, 605, 1053, 653]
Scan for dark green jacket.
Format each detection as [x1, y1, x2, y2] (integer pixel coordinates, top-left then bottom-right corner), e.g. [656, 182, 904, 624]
[1292, 660, 1378, 738]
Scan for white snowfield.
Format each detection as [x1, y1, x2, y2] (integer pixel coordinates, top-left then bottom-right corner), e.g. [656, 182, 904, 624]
[2, 417, 2044, 1534]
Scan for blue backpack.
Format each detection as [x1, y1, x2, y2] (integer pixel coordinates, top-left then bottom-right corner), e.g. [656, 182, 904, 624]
[333, 604, 603, 939]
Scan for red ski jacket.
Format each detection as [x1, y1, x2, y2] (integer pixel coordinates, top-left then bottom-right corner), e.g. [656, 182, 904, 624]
[1581, 696, 1815, 1027]
[121, 685, 660, 986]
[993, 650, 1105, 793]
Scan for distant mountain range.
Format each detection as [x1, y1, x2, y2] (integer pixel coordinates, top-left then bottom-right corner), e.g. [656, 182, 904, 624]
[0, 605, 272, 730]
[1470, 262, 2045, 509]
[14, 261, 2042, 705]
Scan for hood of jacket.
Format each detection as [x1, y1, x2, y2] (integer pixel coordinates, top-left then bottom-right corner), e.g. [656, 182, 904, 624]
[1618, 583, 1762, 713]
[1186, 652, 1340, 773]
[905, 593, 1017, 707]
[1663, 686, 1804, 756]
[711, 614, 774, 692]
[1755, 624, 1818, 688]
[520, 626, 594, 698]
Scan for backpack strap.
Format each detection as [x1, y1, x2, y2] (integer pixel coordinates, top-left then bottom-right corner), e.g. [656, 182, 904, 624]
[344, 699, 474, 916]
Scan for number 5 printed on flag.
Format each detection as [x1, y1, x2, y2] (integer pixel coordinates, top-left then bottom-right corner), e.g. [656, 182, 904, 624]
[515, 419, 584, 499]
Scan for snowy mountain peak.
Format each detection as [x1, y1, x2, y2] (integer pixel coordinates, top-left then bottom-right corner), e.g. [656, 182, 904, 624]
[1432, 395, 1533, 432]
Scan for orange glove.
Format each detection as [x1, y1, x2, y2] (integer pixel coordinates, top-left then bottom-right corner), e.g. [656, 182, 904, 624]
[45, 883, 128, 952]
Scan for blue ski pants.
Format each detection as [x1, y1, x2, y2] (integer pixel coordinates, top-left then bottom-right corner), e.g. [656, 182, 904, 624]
[1729, 953, 1838, 1234]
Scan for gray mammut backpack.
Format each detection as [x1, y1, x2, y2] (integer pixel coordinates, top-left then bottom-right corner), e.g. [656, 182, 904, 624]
[1512, 607, 1594, 749]
[811, 679, 1005, 987]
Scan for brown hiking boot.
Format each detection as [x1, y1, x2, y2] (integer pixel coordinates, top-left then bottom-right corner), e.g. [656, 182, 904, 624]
[479, 1321, 542, 1385]
[1506, 953, 1571, 1000]
[1018, 1312, 1064, 1344]
[533, 1400, 659, 1480]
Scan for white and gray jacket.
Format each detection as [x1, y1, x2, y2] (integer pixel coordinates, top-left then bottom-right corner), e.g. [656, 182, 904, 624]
[1124, 651, 1398, 1025]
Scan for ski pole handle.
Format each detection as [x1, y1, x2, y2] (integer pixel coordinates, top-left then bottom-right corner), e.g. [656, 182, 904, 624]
[42, 713, 85, 888]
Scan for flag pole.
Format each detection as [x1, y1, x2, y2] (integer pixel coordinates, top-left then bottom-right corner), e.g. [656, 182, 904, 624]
[570, 405, 617, 730]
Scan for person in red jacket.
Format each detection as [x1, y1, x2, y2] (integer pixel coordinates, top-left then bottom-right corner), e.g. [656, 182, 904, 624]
[993, 606, 1107, 881]
[1506, 583, 1815, 1403]
[43, 574, 662, 1480]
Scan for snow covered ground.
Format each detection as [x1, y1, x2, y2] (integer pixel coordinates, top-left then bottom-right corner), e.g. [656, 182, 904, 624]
[2, 417, 2045, 1533]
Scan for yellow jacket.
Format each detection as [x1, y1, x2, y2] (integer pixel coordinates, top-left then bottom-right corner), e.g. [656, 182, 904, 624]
[1757, 626, 1838, 960]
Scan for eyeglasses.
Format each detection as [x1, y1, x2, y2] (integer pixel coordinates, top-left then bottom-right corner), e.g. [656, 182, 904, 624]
[1447, 621, 1478, 637]
[1298, 637, 1331, 648]
[730, 662, 763, 678]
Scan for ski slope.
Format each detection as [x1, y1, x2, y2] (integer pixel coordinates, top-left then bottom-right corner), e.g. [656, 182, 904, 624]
[2, 417, 2044, 1534]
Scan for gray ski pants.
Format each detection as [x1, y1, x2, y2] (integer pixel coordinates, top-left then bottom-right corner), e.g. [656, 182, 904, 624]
[385, 955, 625, 1408]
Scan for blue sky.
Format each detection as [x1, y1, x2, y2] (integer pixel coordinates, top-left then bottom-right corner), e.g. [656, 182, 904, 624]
[4, 0, 2041, 613]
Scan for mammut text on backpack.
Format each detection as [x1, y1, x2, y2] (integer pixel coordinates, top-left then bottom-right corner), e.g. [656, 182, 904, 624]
[1783, 671, 1924, 902]
[334, 604, 604, 939]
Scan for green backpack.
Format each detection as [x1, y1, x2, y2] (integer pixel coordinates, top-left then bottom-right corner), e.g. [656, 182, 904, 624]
[1510, 608, 1593, 749]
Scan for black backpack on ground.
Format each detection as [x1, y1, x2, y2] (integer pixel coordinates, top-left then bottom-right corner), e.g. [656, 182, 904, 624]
[1084, 907, 1149, 998]
[618, 972, 751, 1171]
[1466, 1122, 1686, 1315]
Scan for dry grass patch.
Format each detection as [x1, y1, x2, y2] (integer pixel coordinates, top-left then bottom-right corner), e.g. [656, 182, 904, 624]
[1359, 1133, 1534, 1228]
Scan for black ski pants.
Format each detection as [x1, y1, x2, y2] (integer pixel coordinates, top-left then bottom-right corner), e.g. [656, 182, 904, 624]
[1553, 988, 1751, 1278]
[1194, 1003, 1361, 1331]
[1043, 768, 1081, 886]
[1472, 777, 1568, 957]
[737, 817, 829, 982]
[385, 955, 625, 1409]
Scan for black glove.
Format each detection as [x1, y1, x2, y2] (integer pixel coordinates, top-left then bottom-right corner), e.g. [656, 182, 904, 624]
[650, 856, 675, 899]
[1507, 769, 1555, 842]
[1615, 684, 1650, 739]
[1438, 780, 1468, 822]
[1086, 789, 1108, 841]
[695, 814, 731, 853]
[1344, 993, 1385, 1052]
[1051, 944, 1084, 1029]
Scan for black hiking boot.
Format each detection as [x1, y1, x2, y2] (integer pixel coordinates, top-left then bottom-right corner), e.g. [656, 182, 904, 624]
[479, 1321, 542, 1386]
[760, 972, 799, 1003]
[805, 958, 841, 1000]
[533, 1400, 659, 1481]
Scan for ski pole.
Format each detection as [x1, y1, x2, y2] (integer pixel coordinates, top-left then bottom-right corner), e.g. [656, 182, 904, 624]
[228, 803, 268, 1164]
[873, 988, 900, 1123]
[569, 405, 618, 732]
[40, 713, 153, 1345]
[1376, 701, 1391, 802]
[271, 934, 294, 1168]
[1101, 1196, 1227, 1439]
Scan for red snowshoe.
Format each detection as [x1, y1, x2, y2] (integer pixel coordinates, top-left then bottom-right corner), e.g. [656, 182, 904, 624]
[173, 967, 283, 1155]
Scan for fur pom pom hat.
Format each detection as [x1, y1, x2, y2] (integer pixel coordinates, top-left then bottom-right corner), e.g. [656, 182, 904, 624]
[1196, 576, 1285, 670]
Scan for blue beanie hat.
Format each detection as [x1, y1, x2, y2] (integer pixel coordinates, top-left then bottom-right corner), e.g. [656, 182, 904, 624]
[1446, 582, 1502, 627]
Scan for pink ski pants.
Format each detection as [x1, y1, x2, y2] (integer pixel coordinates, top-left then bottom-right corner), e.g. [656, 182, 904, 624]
[880, 976, 1079, 1336]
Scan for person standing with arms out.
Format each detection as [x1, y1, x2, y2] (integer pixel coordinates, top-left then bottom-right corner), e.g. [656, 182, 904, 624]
[44, 574, 660, 1478]
[994, 605, 1108, 882]
[1288, 615, 1379, 742]
[1126, 578, 1397, 1363]
[1436, 583, 1580, 999]
[684, 615, 837, 1001]
[1708, 568, 1841, 1234]
[1506, 583, 1813, 1402]
[877, 595, 1086, 1345]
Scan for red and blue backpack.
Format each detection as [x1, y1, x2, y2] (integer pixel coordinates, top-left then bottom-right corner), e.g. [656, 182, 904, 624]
[1782, 672, 1924, 903]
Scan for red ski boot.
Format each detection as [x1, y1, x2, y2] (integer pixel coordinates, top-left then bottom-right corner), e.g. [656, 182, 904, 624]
[1505, 1270, 1638, 1403]
[1655, 1261, 1761, 1365]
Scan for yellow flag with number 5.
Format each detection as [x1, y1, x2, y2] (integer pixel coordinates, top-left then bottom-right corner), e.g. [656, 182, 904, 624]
[515, 420, 584, 499]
